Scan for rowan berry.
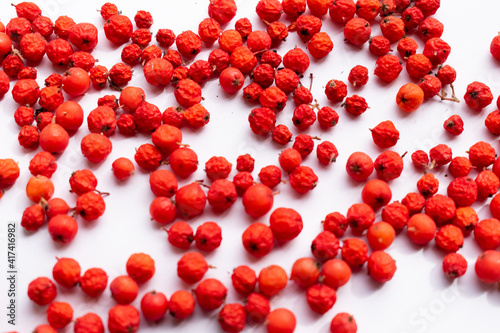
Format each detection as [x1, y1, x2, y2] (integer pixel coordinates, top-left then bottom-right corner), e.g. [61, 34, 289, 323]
[374, 55, 403, 83]
[425, 194, 456, 226]
[418, 17, 443, 42]
[268, 125, 291, 146]
[328, 0, 355, 24]
[247, 107, 276, 136]
[52, 257, 80, 289]
[140, 291, 168, 323]
[246, 30, 271, 53]
[362, 180, 392, 211]
[380, 16, 405, 44]
[177, 252, 208, 284]
[242, 222, 274, 257]
[195, 19, 219, 47]
[21, 204, 44, 231]
[379, 202, 408, 231]
[175, 30, 202, 58]
[207, 179, 237, 212]
[447, 177, 478, 207]
[74, 312, 105, 333]
[0, 159, 18, 190]
[81, 133, 112, 163]
[396, 83, 424, 112]
[62, 67, 91, 96]
[184, 103, 210, 128]
[447, 158, 471, 180]
[474, 219, 500, 250]
[495, 157, 500, 179]
[17, 125, 39, 149]
[396, 37, 418, 61]
[315, 142, 338, 166]
[443, 115, 464, 136]
[266, 308, 296, 333]
[310, 231, 339, 262]
[294, 15, 321, 43]
[165, 221, 193, 249]
[367, 251, 397, 283]
[108, 305, 140, 333]
[99, 3, 118, 20]
[341, 238, 368, 268]
[6, 17, 31, 42]
[175, 182, 207, 219]
[344, 18, 371, 46]
[379, 0, 396, 16]
[162, 106, 184, 128]
[150, 197, 176, 224]
[415, 0, 440, 16]
[110, 275, 139, 305]
[244, 293, 270, 324]
[2, 53, 24, 78]
[476, 171, 499, 199]
[406, 54, 432, 81]
[220, 67, 245, 93]
[401, 192, 425, 216]
[117, 114, 136, 135]
[407, 213, 436, 245]
[54, 101, 83, 132]
[48, 214, 78, 243]
[139, 45, 160, 64]
[370, 120, 399, 148]
[133, 101, 161, 134]
[418, 74, 441, 99]
[374, 150, 404, 181]
[75, 191, 106, 221]
[174, 79, 202, 108]
[26, 175, 54, 203]
[324, 79, 347, 103]
[12, 79, 39, 106]
[207, 0, 237, 24]
[306, 283, 337, 314]
[103, 15, 132, 45]
[368, 35, 391, 56]
[277, 149, 300, 174]
[169, 147, 198, 178]
[68, 23, 99, 52]
[291, 104, 315, 130]
[266, 22, 288, 47]
[450, 207, 477, 237]
[475, 250, 500, 283]
[89, 65, 109, 89]
[346, 151, 374, 181]
[255, 0, 282, 22]
[229, 46, 256, 74]
[282, 47, 309, 75]
[28, 277, 57, 305]
[422, 38, 451, 68]
[289, 165, 318, 194]
[435, 225, 464, 252]
[330, 313, 357, 333]
[162, 49, 181, 69]
[232, 265, 257, 295]
[47, 302, 73, 329]
[133, 10, 152, 28]
[19, 33, 47, 63]
[80, 267, 108, 298]
[243, 183, 274, 218]
[69, 169, 97, 195]
[208, 49, 230, 76]
[441, 253, 467, 280]
[234, 154, 254, 173]
[415, 173, 438, 199]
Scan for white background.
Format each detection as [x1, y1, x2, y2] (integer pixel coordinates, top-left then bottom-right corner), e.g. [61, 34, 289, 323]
[1, 0, 500, 332]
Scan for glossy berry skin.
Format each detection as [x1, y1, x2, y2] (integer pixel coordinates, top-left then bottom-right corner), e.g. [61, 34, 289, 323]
[141, 291, 168, 322]
[407, 213, 436, 246]
[367, 251, 397, 283]
[242, 184, 274, 219]
[290, 257, 320, 289]
[110, 275, 139, 305]
[265, 308, 296, 333]
[475, 250, 500, 283]
[320, 259, 352, 289]
[330, 312, 357, 333]
[346, 152, 374, 182]
[175, 182, 207, 220]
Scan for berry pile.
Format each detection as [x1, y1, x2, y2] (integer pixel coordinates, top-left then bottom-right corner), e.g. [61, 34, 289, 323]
[2, 0, 500, 332]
